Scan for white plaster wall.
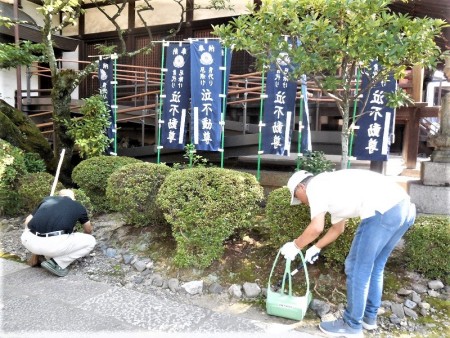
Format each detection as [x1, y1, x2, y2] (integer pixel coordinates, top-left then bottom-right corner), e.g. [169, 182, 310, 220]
[20, 1, 44, 27]
[135, 0, 183, 27]
[62, 47, 80, 100]
[0, 67, 38, 107]
[194, 0, 251, 21]
[85, 4, 129, 34]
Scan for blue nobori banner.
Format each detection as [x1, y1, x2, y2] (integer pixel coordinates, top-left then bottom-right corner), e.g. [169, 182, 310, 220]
[190, 40, 224, 152]
[262, 55, 298, 156]
[98, 57, 115, 155]
[353, 61, 396, 161]
[160, 43, 191, 150]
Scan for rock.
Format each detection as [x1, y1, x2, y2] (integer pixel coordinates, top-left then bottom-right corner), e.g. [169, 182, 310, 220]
[419, 302, 431, 310]
[390, 314, 402, 324]
[242, 282, 261, 298]
[134, 276, 144, 284]
[181, 280, 203, 295]
[381, 300, 392, 307]
[411, 283, 428, 294]
[228, 284, 242, 299]
[404, 299, 417, 309]
[320, 313, 337, 322]
[105, 248, 117, 258]
[151, 274, 164, 287]
[428, 290, 440, 298]
[397, 288, 413, 296]
[391, 303, 405, 319]
[310, 299, 331, 317]
[122, 254, 134, 265]
[208, 282, 223, 294]
[410, 291, 421, 304]
[428, 280, 444, 290]
[132, 260, 146, 272]
[420, 308, 429, 317]
[168, 278, 179, 292]
[404, 307, 418, 320]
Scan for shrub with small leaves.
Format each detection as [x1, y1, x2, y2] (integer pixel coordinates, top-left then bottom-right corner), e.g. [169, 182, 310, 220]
[72, 155, 141, 212]
[263, 187, 358, 269]
[23, 152, 46, 173]
[106, 162, 173, 226]
[156, 167, 264, 268]
[0, 140, 27, 215]
[404, 215, 450, 284]
[72, 188, 94, 218]
[262, 187, 313, 248]
[297, 151, 335, 174]
[18, 172, 64, 212]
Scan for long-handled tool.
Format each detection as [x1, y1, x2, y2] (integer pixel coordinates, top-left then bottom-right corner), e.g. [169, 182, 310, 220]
[274, 253, 318, 291]
[50, 148, 65, 196]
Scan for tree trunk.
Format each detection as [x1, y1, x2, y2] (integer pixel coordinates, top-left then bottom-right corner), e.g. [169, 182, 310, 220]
[340, 101, 350, 169]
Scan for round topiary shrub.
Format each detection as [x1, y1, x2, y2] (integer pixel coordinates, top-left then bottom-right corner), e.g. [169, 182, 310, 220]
[72, 188, 94, 217]
[156, 167, 264, 269]
[0, 140, 27, 215]
[404, 215, 450, 284]
[18, 172, 65, 212]
[106, 162, 173, 227]
[263, 186, 358, 268]
[72, 155, 141, 212]
[263, 187, 313, 248]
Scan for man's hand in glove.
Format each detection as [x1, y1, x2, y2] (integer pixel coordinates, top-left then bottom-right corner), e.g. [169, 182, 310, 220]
[280, 241, 300, 261]
[305, 245, 321, 264]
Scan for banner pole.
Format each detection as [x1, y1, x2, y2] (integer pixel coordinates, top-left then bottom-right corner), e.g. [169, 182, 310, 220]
[296, 94, 304, 171]
[256, 70, 266, 181]
[112, 53, 118, 154]
[220, 46, 228, 169]
[347, 67, 361, 169]
[157, 42, 167, 164]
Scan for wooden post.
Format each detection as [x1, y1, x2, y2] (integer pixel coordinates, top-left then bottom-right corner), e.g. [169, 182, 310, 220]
[412, 65, 424, 102]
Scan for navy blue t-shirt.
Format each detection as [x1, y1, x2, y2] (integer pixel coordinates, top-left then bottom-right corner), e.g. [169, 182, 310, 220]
[28, 196, 89, 234]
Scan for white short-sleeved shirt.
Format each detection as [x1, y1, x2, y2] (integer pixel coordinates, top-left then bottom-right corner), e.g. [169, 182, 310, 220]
[307, 169, 409, 224]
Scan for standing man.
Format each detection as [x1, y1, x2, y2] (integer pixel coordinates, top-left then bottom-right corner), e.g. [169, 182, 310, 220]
[281, 169, 416, 338]
[21, 189, 96, 277]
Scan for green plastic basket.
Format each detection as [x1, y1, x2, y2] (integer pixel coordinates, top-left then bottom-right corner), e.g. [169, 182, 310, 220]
[266, 249, 312, 321]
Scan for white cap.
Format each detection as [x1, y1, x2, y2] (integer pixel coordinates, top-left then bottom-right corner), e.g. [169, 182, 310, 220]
[287, 170, 313, 205]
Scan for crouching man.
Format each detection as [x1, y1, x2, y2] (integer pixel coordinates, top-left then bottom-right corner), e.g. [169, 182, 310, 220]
[21, 189, 96, 277]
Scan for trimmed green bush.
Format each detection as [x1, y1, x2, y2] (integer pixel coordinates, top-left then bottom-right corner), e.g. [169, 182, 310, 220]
[263, 187, 358, 268]
[156, 167, 264, 268]
[72, 188, 94, 218]
[297, 151, 335, 174]
[262, 187, 313, 248]
[23, 152, 46, 173]
[72, 155, 141, 212]
[106, 162, 173, 226]
[0, 140, 28, 215]
[404, 215, 450, 284]
[321, 217, 359, 268]
[18, 172, 65, 212]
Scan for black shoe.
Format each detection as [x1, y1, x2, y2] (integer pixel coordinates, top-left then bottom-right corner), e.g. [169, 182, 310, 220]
[41, 259, 69, 277]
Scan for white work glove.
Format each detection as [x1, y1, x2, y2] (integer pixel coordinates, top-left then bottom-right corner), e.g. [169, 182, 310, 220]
[280, 241, 300, 261]
[305, 245, 321, 264]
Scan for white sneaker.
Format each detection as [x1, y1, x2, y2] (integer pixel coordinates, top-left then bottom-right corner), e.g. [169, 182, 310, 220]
[362, 316, 378, 330]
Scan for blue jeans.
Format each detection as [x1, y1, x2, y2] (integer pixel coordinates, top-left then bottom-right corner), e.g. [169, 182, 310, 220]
[343, 199, 416, 329]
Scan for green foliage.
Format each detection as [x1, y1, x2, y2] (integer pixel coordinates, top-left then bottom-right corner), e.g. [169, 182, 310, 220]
[106, 162, 173, 227]
[72, 155, 141, 212]
[0, 41, 45, 69]
[0, 140, 27, 215]
[404, 215, 450, 284]
[17, 172, 64, 213]
[263, 186, 357, 268]
[213, 0, 446, 168]
[156, 167, 264, 268]
[72, 188, 94, 218]
[23, 153, 46, 173]
[66, 95, 112, 158]
[172, 144, 212, 169]
[297, 151, 335, 174]
[321, 218, 359, 268]
[262, 187, 314, 248]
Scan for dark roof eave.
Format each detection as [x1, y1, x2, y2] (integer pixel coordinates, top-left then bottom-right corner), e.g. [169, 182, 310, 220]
[0, 24, 79, 52]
